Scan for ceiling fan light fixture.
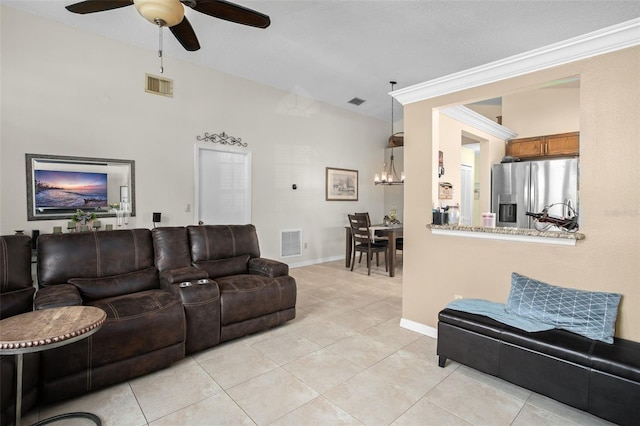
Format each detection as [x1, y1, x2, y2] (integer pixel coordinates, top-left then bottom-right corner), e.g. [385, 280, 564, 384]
[134, 0, 185, 27]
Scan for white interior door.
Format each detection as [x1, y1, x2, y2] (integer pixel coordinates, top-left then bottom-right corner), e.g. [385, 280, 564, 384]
[195, 144, 251, 225]
[460, 164, 473, 226]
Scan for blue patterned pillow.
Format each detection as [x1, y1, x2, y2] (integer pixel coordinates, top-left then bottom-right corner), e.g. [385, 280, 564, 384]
[506, 272, 622, 343]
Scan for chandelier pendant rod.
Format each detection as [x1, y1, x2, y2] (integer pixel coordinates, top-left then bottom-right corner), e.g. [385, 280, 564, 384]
[375, 81, 403, 185]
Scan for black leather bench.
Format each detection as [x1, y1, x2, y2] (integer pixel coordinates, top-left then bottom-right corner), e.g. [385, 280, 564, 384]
[437, 308, 640, 426]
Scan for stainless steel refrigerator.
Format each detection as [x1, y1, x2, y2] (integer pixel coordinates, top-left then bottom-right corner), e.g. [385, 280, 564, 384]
[491, 158, 579, 230]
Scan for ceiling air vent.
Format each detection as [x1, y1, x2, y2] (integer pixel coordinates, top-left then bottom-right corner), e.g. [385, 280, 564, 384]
[348, 97, 365, 106]
[145, 74, 173, 97]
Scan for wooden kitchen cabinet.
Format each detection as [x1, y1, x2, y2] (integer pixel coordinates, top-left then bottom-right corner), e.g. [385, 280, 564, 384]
[506, 136, 544, 158]
[506, 131, 579, 159]
[545, 132, 580, 156]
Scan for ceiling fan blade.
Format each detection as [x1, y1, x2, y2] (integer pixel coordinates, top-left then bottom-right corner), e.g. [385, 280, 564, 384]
[169, 17, 201, 51]
[66, 1, 133, 14]
[190, 0, 270, 29]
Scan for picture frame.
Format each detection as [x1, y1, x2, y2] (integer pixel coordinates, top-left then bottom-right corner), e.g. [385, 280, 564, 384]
[326, 167, 358, 201]
[25, 153, 136, 221]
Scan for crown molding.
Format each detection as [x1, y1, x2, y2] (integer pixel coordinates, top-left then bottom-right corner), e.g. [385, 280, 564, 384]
[392, 18, 640, 105]
[441, 106, 518, 140]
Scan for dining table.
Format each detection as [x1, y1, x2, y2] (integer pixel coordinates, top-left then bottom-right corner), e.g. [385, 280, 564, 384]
[345, 224, 403, 277]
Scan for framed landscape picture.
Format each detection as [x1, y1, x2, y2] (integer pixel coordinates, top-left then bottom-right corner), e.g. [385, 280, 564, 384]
[326, 167, 358, 201]
[25, 153, 135, 220]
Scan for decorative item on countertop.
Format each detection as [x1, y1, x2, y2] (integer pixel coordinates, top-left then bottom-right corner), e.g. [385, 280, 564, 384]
[383, 215, 401, 226]
[109, 202, 131, 228]
[482, 212, 496, 228]
[432, 203, 448, 225]
[526, 202, 579, 232]
[446, 204, 460, 225]
[71, 209, 96, 231]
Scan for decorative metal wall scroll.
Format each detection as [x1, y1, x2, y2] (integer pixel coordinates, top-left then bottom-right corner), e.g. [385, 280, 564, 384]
[196, 132, 247, 147]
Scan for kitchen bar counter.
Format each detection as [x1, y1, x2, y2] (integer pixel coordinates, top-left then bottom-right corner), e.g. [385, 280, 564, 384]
[428, 224, 584, 246]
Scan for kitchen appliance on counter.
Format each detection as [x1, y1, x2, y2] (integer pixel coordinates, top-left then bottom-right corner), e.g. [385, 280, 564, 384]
[491, 158, 578, 231]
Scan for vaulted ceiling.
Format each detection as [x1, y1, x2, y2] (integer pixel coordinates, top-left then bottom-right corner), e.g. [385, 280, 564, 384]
[3, 1, 639, 120]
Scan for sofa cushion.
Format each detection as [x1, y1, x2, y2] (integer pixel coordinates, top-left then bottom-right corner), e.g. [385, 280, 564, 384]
[194, 255, 250, 279]
[38, 229, 155, 287]
[506, 272, 621, 343]
[187, 225, 260, 262]
[69, 267, 159, 301]
[249, 258, 289, 278]
[0, 235, 33, 292]
[152, 227, 192, 271]
[160, 266, 208, 285]
[217, 274, 297, 325]
[42, 289, 184, 377]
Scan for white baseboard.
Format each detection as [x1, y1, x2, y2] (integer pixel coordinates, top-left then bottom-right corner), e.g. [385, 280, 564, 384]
[400, 318, 438, 339]
[288, 255, 345, 269]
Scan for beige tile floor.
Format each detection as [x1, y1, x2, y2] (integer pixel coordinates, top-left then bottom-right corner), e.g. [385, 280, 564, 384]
[24, 258, 613, 425]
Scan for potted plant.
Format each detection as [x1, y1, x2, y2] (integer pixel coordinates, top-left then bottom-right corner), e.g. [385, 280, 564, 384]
[71, 209, 97, 231]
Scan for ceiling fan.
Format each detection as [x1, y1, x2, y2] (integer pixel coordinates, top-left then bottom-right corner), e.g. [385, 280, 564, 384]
[65, 0, 271, 52]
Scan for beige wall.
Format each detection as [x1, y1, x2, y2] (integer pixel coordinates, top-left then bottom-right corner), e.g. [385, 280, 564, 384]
[403, 47, 640, 341]
[503, 87, 580, 137]
[436, 114, 505, 216]
[0, 7, 388, 264]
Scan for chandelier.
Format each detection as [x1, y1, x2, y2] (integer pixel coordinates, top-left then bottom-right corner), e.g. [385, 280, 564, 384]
[374, 81, 404, 185]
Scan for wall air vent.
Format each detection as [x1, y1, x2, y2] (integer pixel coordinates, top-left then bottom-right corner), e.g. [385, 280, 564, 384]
[281, 229, 302, 258]
[145, 74, 173, 97]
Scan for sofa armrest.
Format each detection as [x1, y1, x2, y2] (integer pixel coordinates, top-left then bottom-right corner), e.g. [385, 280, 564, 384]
[34, 284, 83, 310]
[159, 266, 209, 288]
[0, 286, 35, 318]
[248, 258, 289, 278]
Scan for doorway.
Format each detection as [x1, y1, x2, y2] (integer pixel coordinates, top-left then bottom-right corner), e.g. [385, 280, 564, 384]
[195, 144, 251, 225]
[460, 164, 473, 225]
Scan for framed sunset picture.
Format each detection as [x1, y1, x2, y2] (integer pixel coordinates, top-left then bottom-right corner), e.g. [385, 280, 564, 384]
[26, 153, 135, 220]
[34, 170, 108, 209]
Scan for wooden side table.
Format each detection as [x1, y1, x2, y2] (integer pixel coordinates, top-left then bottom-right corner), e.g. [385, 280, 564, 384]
[0, 306, 106, 426]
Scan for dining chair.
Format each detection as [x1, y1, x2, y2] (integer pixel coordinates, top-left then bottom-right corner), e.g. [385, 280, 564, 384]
[353, 212, 385, 265]
[347, 214, 389, 275]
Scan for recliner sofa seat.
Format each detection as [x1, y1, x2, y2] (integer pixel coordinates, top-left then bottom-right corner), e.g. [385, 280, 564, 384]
[35, 229, 186, 403]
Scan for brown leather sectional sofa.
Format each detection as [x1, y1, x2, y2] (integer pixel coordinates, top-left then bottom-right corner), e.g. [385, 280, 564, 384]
[1, 235, 39, 425]
[31, 224, 296, 404]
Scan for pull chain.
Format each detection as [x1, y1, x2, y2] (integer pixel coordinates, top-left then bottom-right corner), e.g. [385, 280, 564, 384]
[158, 23, 164, 74]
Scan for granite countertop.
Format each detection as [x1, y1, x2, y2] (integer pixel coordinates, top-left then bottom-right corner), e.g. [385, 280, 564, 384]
[428, 224, 585, 240]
